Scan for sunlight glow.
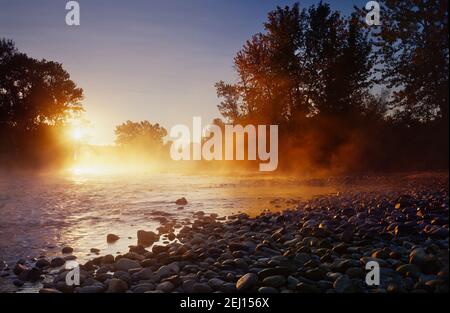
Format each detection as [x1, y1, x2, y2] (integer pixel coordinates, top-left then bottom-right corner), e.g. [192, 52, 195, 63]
[72, 128, 83, 141]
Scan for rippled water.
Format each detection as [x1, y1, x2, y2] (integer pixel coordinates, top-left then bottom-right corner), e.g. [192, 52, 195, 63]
[0, 172, 337, 265]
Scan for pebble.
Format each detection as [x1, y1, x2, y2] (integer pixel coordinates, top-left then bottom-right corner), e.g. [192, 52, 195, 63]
[106, 278, 128, 293]
[137, 230, 158, 246]
[107, 234, 120, 243]
[50, 257, 65, 268]
[175, 197, 188, 205]
[62, 246, 74, 254]
[262, 275, 286, 288]
[236, 273, 258, 292]
[258, 286, 278, 293]
[114, 258, 142, 272]
[156, 281, 175, 293]
[35, 259, 50, 268]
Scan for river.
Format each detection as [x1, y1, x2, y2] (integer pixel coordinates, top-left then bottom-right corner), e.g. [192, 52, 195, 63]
[0, 172, 338, 265]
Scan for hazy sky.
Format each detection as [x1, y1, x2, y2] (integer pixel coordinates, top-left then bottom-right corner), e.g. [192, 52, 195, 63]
[1, 0, 366, 144]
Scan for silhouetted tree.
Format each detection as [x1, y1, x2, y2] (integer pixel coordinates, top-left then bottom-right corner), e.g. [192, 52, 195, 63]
[0, 39, 83, 130]
[216, 2, 374, 126]
[115, 120, 167, 150]
[0, 39, 84, 169]
[305, 7, 374, 118]
[375, 0, 449, 124]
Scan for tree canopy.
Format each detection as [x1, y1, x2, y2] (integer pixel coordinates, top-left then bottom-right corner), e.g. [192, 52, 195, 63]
[0, 39, 84, 130]
[216, 2, 374, 126]
[115, 120, 167, 148]
[375, 0, 449, 124]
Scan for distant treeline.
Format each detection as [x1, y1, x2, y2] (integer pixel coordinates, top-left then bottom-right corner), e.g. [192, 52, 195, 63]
[0, 0, 448, 173]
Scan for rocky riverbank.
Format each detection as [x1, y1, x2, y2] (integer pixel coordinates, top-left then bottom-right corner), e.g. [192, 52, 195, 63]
[1, 185, 449, 293]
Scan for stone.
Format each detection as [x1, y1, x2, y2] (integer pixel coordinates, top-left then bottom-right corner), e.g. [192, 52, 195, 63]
[0, 260, 7, 271]
[396, 264, 420, 276]
[62, 246, 74, 254]
[103, 254, 115, 264]
[421, 258, 442, 275]
[296, 282, 320, 293]
[107, 234, 120, 243]
[106, 278, 128, 293]
[262, 275, 286, 288]
[287, 276, 300, 289]
[208, 278, 225, 290]
[50, 257, 65, 268]
[27, 267, 42, 281]
[258, 267, 290, 280]
[360, 257, 388, 267]
[155, 265, 173, 280]
[114, 258, 141, 272]
[39, 288, 62, 294]
[156, 281, 175, 293]
[219, 283, 237, 293]
[13, 263, 28, 275]
[229, 242, 249, 252]
[182, 279, 196, 293]
[152, 245, 169, 255]
[386, 283, 399, 293]
[305, 268, 326, 281]
[317, 280, 333, 290]
[371, 249, 389, 259]
[141, 259, 157, 268]
[132, 267, 154, 281]
[294, 253, 311, 266]
[333, 275, 353, 293]
[175, 197, 188, 205]
[258, 286, 278, 293]
[137, 230, 158, 246]
[236, 273, 258, 292]
[346, 267, 364, 279]
[77, 285, 105, 293]
[113, 271, 131, 286]
[193, 283, 213, 293]
[341, 226, 355, 243]
[163, 275, 182, 287]
[132, 283, 155, 293]
[332, 243, 347, 254]
[409, 248, 442, 274]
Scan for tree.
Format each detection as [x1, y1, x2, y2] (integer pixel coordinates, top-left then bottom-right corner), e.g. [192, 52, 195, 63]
[0, 39, 84, 130]
[375, 0, 449, 123]
[1, 39, 84, 168]
[303, 5, 374, 118]
[115, 120, 167, 150]
[215, 2, 374, 126]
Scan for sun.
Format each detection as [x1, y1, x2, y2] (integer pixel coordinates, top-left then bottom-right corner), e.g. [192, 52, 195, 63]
[71, 128, 83, 141]
[68, 119, 91, 142]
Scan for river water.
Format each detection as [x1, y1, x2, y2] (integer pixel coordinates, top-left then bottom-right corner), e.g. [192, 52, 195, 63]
[0, 172, 338, 266]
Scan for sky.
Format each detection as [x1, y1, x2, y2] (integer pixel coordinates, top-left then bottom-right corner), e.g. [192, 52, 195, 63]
[1, 0, 367, 145]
